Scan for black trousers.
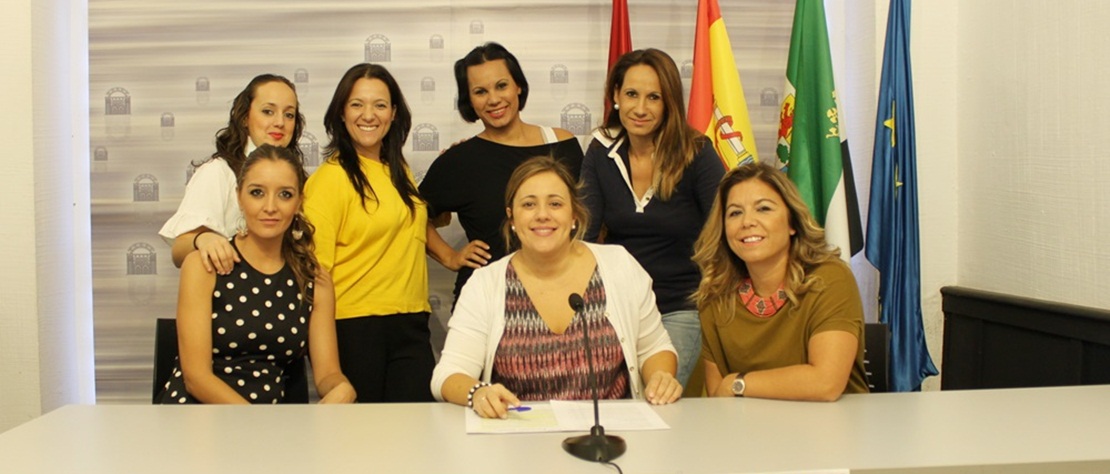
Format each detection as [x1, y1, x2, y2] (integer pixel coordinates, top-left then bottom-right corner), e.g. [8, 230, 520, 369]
[335, 312, 436, 403]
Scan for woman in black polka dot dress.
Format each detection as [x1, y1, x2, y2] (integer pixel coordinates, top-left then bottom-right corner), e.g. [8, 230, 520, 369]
[158, 145, 356, 404]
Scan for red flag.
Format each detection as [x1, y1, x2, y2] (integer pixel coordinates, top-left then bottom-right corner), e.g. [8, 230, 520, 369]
[687, 0, 758, 167]
[605, 0, 632, 122]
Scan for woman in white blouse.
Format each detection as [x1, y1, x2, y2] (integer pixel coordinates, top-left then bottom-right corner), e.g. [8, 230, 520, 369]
[159, 74, 306, 275]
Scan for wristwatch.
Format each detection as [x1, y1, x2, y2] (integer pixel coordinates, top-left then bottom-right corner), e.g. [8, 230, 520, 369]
[731, 375, 746, 397]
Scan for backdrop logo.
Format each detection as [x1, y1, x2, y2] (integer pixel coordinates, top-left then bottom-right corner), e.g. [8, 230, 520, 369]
[412, 124, 440, 152]
[550, 65, 569, 84]
[681, 60, 693, 79]
[126, 242, 157, 276]
[94, 146, 108, 162]
[429, 34, 444, 49]
[104, 87, 131, 115]
[133, 174, 159, 202]
[299, 131, 321, 168]
[295, 68, 309, 84]
[560, 103, 591, 136]
[365, 34, 391, 62]
[195, 77, 209, 92]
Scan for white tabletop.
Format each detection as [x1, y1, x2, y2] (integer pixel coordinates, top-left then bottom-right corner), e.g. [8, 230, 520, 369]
[2, 385, 1110, 473]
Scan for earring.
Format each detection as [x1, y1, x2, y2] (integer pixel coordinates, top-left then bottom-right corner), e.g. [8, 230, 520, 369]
[235, 215, 248, 238]
[511, 225, 516, 232]
[290, 213, 306, 240]
[613, 103, 619, 110]
[572, 221, 578, 231]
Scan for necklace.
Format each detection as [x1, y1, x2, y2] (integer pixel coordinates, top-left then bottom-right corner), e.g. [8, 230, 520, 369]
[738, 278, 788, 318]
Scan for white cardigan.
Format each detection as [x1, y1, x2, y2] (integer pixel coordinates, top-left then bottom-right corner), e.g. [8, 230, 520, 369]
[430, 242, 676, 402]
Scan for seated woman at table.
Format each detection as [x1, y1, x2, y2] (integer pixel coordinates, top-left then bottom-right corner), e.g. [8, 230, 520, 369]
[158, 145, 356, 404]
[431, 156, 682, 418]
[692, 163, 868, 401]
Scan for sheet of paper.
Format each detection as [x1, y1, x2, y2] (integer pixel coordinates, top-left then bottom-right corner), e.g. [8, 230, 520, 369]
[466, 400, 670, 434]
[550, 400, 670, 431]
[465, 403, 561, 434]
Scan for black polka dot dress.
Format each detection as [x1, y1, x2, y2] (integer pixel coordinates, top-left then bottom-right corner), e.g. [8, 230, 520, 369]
[158, 248, 312, 404]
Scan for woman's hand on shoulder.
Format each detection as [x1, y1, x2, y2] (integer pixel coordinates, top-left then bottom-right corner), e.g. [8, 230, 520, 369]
[644, 371, 683, 405]
[195, 231, 239, 275]
[318, 381, 357, 404]
[471, 384, 522, 419]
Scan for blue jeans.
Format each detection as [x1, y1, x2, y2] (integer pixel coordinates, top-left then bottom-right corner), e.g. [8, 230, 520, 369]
[660, 310, 702, 388]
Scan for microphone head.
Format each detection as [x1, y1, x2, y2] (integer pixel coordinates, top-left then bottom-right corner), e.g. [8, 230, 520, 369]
[568, 293, 585, 312]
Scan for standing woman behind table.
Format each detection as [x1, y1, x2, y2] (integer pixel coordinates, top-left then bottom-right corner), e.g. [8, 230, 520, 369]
[160, 74, 305, 275]
[304, 63, 435, 403]
[159, 144, 356, 404]
[580, 49, 724, 388]
[692, 163, 868, 401]
[420, 42, 584, 301]
[431, 157, 682, 419]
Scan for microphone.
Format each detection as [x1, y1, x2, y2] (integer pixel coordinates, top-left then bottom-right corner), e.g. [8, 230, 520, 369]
[562, 293, 626, 463]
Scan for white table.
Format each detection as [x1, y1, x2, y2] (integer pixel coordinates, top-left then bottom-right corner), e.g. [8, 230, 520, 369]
[3, 385, 1110, 473]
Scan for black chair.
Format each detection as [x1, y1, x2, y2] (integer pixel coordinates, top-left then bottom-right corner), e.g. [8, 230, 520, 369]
[152, 318, 179, 403]
[864, 323, 891, 393]
[152, 318, 310, 403]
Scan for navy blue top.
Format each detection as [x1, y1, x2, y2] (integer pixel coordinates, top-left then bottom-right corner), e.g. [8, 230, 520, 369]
[580, 135, 723, 314]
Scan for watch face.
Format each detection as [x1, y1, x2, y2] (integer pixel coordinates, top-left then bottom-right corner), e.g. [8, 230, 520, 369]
[732, 377, 745, 396]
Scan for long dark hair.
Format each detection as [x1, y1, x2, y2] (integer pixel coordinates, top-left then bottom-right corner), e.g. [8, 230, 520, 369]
[453, 42, 530, 123]
[322, 63, 419, 213]
[206, 74, 305, 176]
[237, 144, 318, 306]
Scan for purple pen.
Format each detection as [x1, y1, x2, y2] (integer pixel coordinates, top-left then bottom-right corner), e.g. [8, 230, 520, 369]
[507, 406, 531, 412]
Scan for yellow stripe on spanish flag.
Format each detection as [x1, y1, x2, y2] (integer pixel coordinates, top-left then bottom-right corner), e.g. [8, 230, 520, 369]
[687, 0, 758, 168]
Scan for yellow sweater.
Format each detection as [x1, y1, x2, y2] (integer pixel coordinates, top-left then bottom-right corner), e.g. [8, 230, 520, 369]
[304, 156, 430, 319]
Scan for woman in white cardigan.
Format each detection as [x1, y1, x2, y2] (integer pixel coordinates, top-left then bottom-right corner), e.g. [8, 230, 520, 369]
[431, 156, 682, 419]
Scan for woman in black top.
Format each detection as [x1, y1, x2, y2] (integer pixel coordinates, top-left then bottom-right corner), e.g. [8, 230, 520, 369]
[421, 42, 584, 300]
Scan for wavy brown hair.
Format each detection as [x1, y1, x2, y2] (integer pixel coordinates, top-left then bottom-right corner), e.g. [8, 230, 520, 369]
[600, 49, 707, 200]
[691, 162, 840, 320]
[200, 74, 305, 176]
[238, 144, 318, 306]
[501, 156, 590, 252]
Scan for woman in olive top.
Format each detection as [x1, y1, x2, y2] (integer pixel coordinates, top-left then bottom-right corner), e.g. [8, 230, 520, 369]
[692, 163, 868, 401]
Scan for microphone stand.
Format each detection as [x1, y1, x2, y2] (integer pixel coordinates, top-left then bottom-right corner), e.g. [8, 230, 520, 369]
[562, 293, 626, 462]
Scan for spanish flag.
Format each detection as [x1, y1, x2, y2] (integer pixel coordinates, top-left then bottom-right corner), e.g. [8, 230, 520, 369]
[687, 0, 758, 168]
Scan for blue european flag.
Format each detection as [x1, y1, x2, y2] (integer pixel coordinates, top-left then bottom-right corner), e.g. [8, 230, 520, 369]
[865, 0, 938, 392]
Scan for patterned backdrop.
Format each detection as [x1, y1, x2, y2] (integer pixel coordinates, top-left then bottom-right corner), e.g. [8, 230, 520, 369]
[89, 0, 794, 403]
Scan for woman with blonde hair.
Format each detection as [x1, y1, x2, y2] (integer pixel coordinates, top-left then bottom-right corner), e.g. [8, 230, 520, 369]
[581, 48, 724, 387]
[432, 156, 681, 419]
[693, 162, 868, 401]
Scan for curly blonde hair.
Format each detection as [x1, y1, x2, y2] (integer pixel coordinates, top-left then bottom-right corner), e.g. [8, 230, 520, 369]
[691, 162, 840, 319]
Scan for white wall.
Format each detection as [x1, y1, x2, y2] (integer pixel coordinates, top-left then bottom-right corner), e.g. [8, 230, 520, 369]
[958, 1, 1110, 308]
[0, 0, 94, 434]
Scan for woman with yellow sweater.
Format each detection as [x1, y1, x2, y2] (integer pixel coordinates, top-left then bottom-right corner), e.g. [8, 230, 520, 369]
[304, 63, 433, 402]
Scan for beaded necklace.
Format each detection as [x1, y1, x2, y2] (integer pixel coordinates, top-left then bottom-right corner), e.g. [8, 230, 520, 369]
[738, 278, 788, 318]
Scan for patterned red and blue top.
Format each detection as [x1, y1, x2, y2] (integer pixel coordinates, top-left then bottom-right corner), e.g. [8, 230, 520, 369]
[491, 263, 630, 400]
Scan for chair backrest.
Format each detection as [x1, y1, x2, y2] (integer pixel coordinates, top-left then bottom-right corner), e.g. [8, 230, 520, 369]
[152, 318, 178, 403]
[152, 318, 310, 403]
[864, 323, 891, 393]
